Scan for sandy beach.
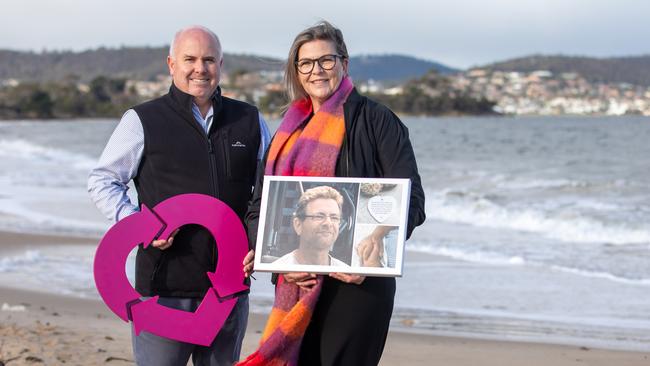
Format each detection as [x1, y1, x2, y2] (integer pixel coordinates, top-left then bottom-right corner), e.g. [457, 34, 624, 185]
[1, 231, 649, 365]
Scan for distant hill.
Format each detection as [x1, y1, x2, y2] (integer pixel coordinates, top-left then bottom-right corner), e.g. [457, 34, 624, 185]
[0, 47, 454, 83]
[478, 54, 650, 86]
[349, 54, 458, 82]
[0, 47, 282, 82]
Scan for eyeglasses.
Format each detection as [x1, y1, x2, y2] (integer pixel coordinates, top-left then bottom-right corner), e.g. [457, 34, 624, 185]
[300, 213, 342, 224]
[295, 54, 345, 74]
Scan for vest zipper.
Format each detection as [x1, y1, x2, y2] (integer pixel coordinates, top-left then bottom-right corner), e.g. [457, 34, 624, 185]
[207, 139, 219, 196]
[207, 138, 219, 267]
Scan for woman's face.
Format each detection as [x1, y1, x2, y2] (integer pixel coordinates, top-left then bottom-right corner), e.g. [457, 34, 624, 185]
[297, 39, 348, 111]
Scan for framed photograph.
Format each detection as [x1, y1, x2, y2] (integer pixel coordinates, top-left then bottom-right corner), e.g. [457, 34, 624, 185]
[253, 176, 411, 277]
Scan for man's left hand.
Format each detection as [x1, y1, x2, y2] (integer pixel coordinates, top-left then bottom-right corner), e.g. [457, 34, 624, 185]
[151, 229, 179, 250]
[243, 250, 255, 278]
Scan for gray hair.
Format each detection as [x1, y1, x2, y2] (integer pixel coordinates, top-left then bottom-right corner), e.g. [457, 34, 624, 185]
[169, 25, 222, 60]
[284, 21, 349, 103]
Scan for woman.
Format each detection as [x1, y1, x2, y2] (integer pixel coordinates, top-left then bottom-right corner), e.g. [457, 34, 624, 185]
[242, 21, 425, 366]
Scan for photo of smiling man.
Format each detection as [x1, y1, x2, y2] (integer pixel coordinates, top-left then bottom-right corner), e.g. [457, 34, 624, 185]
[273, 186, 349, 267]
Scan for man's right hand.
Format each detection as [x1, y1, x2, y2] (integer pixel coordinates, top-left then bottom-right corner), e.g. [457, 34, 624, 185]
[151, 229, 179, 250]
[283, 272, 318, 290]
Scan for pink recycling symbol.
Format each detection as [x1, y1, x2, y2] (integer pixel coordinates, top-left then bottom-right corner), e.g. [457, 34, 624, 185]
[93, 193, 249, 346]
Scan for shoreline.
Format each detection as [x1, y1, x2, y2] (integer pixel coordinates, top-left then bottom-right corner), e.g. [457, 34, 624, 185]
[1, 230, 649, 364]
[2, 286, 648, 365]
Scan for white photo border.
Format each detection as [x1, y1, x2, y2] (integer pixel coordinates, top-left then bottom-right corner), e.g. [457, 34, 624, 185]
[253, 176, 411, 277]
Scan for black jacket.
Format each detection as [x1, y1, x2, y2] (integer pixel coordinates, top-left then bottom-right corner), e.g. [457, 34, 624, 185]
[133, 84, 261, 297]
[246, 89, 425, 249]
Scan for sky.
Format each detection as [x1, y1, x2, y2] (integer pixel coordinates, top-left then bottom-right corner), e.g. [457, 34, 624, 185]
[2, 0, 649, 69]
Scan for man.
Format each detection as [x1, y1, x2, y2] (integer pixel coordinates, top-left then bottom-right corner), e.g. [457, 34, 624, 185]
[274, 186, 348, 266]
[88, 25, 270, 366]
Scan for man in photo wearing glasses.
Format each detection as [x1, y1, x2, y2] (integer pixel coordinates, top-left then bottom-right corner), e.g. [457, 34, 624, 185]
[274, 186, 349, 266]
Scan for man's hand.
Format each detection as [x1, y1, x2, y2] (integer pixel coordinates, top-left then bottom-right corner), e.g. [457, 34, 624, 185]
[243, 250, 255, 278]
[283, 272, 318, 290]
[151, 229, 180, 250]
[330, 272, 365, 285]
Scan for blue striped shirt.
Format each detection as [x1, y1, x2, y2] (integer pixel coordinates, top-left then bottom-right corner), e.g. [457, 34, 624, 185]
[88, 104, 271, 222]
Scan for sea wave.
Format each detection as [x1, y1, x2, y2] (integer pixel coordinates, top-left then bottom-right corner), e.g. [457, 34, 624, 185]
[407, 244, 650, 286]
[0, 200, 107, 237]
[409, 244, 526, 266]
[0, 138, 96, 171]
[0, 250, 42, 272]
[425, 189, 650, 244]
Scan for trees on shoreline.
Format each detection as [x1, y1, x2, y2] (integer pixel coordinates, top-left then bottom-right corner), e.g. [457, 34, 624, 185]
[0, 72, 496, 120]
[0, 77, 141, 119]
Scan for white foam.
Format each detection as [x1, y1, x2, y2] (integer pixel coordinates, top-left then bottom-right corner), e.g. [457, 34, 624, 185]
[0, 138, 96, 171]
[0, 250, 42, 272]
[1, 303, 26, 312]
[407, 244, 650, 286]
[550, 266, 650, 286]
[409, 244, 526, 266]
[0, 200, 108, 237]
[0, 246, 133, 299]
[494, 176, 590, 190]
[426, 189, 650, 245]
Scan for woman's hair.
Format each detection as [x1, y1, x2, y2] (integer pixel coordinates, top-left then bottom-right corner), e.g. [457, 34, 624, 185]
[294, 185, 344, 218]
[284, 21, 349, 103]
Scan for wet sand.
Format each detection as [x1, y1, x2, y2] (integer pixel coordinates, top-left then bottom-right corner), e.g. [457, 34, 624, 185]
[1, 231, 648, 365]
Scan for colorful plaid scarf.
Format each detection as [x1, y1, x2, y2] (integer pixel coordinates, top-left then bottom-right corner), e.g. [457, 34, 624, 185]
[236, 276, 323, 366]
[237, 77, 354, 366]
[264, 77, 354, 176]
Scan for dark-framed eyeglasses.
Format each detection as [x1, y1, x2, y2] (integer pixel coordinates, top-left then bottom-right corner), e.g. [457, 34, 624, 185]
[300, 213, 342, 224]
[295, 54, 345, 74]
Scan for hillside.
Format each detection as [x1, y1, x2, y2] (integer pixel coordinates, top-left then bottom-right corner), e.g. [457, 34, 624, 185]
[0, 48, 282, 82]
[478, 54, 650, 86]
[0, 47, 454, 83]
[349, 54, 458, 82]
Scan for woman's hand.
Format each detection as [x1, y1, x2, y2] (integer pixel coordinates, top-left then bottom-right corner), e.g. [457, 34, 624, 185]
[329, 273, 365, 285]
[243, 250, 255, 278]
[283, 272, 318, 290]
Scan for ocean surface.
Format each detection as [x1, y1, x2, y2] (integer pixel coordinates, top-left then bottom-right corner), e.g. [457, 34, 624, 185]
[0, 116, 649, 351]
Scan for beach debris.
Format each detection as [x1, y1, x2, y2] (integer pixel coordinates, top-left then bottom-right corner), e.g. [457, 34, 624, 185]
[401, 318, 415, 327]
[0, 358, 19, 366]
[24, 356, 43, 363]
[105, 356, 132, 362]
[104, 336, 114, 341]
[1, 303, 26, 312]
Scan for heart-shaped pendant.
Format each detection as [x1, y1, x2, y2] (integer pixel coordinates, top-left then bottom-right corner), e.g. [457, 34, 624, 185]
[367, 195, 396, 223]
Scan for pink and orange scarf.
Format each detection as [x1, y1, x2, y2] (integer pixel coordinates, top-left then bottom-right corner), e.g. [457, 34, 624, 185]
[237, 77, 354, 366]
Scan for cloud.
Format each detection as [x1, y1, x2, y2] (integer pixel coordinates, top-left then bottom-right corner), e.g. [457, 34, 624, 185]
[2, 0, 649, 68]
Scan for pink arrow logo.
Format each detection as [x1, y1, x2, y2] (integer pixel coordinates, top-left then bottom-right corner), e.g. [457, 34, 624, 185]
[93, 193, 249, 346]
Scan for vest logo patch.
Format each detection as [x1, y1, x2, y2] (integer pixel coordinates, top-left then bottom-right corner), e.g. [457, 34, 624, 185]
[231, 141, 246, 148]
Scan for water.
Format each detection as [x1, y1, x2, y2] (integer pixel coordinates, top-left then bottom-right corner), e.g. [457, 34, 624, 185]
[0, 116, 648, 350]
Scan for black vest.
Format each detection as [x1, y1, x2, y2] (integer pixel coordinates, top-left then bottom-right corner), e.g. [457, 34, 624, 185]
[132, 84, 260, 297]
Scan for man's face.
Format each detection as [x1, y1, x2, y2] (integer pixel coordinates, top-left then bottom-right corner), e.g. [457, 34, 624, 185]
[167, 29, 221, 106]
[293, 198, 341, 251]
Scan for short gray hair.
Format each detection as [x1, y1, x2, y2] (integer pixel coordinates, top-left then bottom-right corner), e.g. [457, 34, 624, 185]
[169, 25, 222, 59]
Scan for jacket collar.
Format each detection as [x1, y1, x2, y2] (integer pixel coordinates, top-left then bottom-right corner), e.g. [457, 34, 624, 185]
[169, 82, 222, 113]
[167, 83, 223, 135]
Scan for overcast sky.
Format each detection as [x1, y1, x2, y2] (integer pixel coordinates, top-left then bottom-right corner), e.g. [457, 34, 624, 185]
[2, 0, 649, 68]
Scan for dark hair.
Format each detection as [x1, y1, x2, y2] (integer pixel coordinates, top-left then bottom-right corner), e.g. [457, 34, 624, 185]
[284, 21, 349, 103]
